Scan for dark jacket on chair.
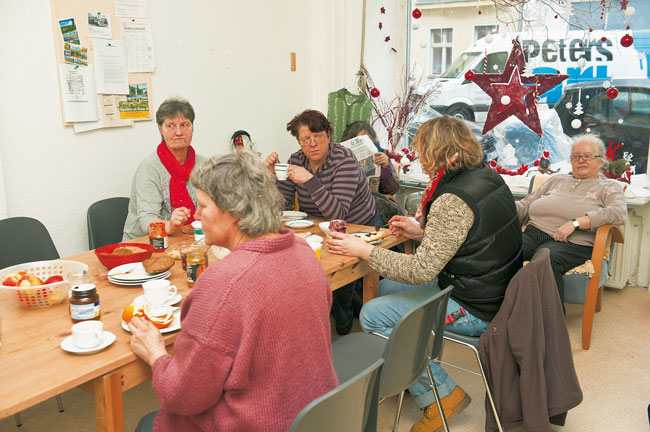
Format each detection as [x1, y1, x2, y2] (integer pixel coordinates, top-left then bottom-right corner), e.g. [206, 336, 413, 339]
[429, 164, 523, 321]
[479, 249, 582, 432]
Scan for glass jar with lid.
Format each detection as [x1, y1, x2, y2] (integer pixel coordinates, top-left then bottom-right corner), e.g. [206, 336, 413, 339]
[69, 284, 100, 323]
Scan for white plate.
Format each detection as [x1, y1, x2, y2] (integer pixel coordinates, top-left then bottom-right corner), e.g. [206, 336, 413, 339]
[282, 211, 308, 219]
[108, 263, 169, 281]
[133, 293, 182, 307]
[60, 331, 116, 355]
[284, 219, 314, 228]
[109, 271, 170, 286]
[122, 309, 181, 334]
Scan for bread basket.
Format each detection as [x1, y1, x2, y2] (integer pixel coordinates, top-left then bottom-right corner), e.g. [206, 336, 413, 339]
[0, 260, 88, 308]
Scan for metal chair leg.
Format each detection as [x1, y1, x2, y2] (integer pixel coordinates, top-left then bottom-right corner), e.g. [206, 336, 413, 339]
[14, 412, 22, 427]
[426, 364, 450, 432]
[392, 390, 405, 432]
[443, 335, 503, 432]
[56, 394, 64, 412]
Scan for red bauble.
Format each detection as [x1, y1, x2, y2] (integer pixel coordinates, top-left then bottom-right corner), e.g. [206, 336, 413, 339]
[370, 88, 380, 98]
[478, 10, 482, 15]
[601, 36, 607, 42]
[606, 87, 619, 99]
[412, 8, 422, 19]
[621, 34, 634, 47]
[464, 70, 475, 81]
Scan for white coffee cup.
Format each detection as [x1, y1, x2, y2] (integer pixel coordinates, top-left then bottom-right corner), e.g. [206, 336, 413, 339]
[71, 320, 103, 349]
[143, 279, 178, 306]
[191, 220, 205, 241]
[275, 163, 289, 181]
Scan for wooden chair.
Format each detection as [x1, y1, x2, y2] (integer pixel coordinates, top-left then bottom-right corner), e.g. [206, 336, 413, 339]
[526, 175, 625, 349]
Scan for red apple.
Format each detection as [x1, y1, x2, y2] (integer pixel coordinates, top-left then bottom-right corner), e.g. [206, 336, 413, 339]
[18, 274, 43, 287]
[2, 273, 23, 286]
[43, 275, 64, 285]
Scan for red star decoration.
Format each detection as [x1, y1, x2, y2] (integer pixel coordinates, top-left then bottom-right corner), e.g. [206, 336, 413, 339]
[379, 22, 383, 30]
[471, 39, 568, 136]
[385, 36, 391, 42]
[620, 0, 629, 10]
[380, 7, 386, 14]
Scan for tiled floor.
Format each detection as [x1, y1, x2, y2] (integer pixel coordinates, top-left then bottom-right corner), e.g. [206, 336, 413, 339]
[2, 286, 649, 431]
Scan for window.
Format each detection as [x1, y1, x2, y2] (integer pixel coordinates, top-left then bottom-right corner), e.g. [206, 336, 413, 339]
[430, 28, 453, 75]
[473, 24, 498, 42]
[471, 52, 508, 75]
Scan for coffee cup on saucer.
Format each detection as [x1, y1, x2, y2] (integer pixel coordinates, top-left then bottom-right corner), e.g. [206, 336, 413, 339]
[143, 279, 178, 306]
[72, 321, 104, 349]
[275, 164, 289, 181]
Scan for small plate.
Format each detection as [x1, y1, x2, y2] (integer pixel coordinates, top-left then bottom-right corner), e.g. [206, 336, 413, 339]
[122, 309, 181, 334]
[352, 232, 386, 245]
[284, 219, 314, 229]
[282, 211, 308, 219]
[133, 293, 182, 307]
[108, 271, 170, 286]
[60, 331, 116, 355]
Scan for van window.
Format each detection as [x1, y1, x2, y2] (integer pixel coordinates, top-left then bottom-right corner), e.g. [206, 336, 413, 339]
[626, 89, 650, 126]
[471, 52, 508, 74]
[582, 88, 608, 122]
[440, 51, 481, 78]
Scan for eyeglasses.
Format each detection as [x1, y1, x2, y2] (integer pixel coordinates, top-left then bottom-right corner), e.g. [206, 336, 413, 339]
[163, 122, 192, 132]
[570, 154, 600, 161]
[299, 132, 328, 146]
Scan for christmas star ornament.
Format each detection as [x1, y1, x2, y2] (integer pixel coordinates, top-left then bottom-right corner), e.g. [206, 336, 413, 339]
[471, 39, 568, 136]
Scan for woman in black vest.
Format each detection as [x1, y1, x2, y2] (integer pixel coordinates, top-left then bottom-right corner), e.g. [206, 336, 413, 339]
[328, 116, 522, 432]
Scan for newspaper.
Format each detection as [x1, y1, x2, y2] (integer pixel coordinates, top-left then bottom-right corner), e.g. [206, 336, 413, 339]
[340, 135, 380, 178]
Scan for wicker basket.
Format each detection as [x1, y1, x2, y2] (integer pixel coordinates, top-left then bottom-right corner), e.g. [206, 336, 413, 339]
[0, 260, 88, 308]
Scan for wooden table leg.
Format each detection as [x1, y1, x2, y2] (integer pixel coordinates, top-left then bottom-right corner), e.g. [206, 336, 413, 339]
[404, 239, 414, 255]
[362, 269, 380, 304]
[92, 371, 124, 432]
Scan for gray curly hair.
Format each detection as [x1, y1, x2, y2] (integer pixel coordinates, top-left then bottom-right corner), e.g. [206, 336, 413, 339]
[191, 150, 283, 237]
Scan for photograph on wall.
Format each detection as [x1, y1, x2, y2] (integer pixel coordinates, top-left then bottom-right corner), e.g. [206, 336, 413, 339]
[59, 18, 80, 45]
[63, 42, 88, 66]
[119, 83, 150, 119]
[86, 12, 112, 39]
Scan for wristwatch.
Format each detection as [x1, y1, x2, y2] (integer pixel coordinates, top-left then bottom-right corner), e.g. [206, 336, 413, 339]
[572, 218, 580, 229]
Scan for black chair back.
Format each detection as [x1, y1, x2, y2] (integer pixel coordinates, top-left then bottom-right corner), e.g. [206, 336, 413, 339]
[0, 217, 59, 268]
[87, 197, 130, 249]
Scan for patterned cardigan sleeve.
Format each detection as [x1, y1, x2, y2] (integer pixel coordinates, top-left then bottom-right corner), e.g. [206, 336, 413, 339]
[369, 193, 474, 285]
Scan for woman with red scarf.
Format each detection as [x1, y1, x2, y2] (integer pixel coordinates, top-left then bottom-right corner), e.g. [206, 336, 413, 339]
[327, 116, 522, 432]
[123, 98, 204, 240]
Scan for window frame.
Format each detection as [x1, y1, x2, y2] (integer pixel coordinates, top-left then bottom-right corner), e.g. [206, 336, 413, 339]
[429, 27, 454, 77]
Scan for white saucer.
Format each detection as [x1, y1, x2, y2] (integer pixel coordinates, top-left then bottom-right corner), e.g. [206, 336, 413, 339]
[122, 309, 181, 334]
[282, 211, 307, 219]
[284, 219, 314, 228]
[133, 293, 182, 307]
[60, 331, 116, 355]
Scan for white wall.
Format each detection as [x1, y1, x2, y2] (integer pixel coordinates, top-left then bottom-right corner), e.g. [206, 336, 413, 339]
[0, 0, 405, 256]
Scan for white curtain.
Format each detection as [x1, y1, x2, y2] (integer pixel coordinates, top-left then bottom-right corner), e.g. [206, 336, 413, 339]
[0, 150, 7, 218]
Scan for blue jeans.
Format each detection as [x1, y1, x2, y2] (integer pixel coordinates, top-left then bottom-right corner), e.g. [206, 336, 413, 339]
[359, 279, 489, 409]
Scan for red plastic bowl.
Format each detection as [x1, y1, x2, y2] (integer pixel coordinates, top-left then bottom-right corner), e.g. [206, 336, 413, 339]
[94, 242, 155, 269]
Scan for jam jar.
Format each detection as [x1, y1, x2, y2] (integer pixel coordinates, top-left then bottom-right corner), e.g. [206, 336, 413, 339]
[70, 284, 100, 323]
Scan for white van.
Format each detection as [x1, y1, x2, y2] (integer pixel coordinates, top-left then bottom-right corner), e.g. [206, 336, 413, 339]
[420, 31, 649, 122]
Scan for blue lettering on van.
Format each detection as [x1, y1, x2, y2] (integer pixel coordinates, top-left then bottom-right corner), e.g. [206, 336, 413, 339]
[531, 65, 609, 104]
[523, 38, 613, 63]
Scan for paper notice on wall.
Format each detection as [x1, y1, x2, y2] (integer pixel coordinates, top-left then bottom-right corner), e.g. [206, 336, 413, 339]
[94, 40, 129, 94]
[59, 64, 98, 122]
[120, 18, 155, 72]
[119, 83, 151, 119]
[74, 95, 134, 133]
[86, 12, 112, 39]
[115, 0, 148, 18]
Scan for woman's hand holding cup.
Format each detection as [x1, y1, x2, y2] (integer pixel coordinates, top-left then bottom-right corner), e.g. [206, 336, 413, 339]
[263, 152, 280, 173]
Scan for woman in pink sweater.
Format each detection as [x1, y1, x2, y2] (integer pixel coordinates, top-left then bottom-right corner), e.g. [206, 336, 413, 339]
[129, 150, 338, 432]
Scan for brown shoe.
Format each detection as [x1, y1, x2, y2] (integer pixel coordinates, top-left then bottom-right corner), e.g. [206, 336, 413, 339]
[410, 386, 472, 432]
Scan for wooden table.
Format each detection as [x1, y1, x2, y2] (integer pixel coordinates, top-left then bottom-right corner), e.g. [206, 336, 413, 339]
[0, 227, 409, 431]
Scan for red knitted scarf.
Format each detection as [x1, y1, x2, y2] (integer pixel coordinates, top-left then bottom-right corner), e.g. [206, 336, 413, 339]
[157, 140, 196, 224]
[415, 167, 447, 222]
